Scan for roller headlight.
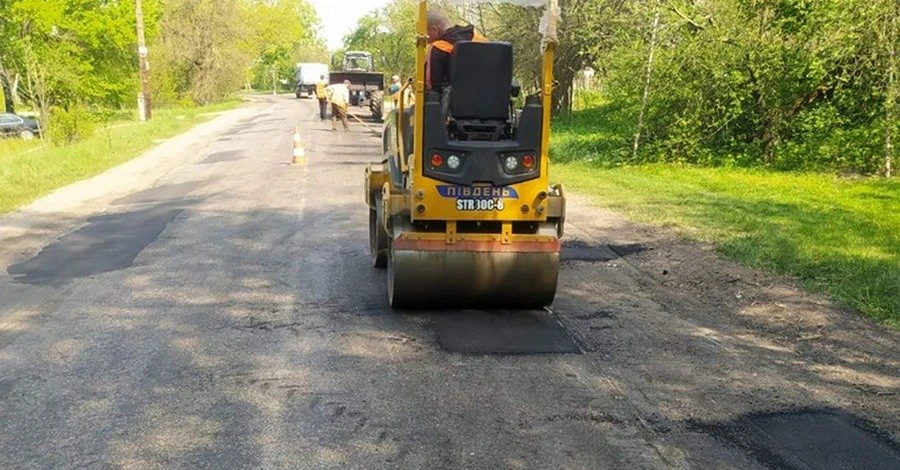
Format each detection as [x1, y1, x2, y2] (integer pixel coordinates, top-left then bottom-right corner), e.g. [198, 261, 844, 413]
[504, 156, 519, 171]
[447, 155, 461, 169]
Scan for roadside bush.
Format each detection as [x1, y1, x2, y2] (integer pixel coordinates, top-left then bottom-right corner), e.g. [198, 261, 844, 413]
[47, 106, 96, 145]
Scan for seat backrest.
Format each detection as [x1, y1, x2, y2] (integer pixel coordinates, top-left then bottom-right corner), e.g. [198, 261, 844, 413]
[449, 41, 513, 120]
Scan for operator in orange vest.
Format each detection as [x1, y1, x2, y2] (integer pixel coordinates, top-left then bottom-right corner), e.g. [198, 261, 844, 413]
[425, 9, 488, 114]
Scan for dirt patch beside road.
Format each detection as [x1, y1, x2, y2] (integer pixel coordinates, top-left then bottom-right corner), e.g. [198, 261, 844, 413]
[552, 192, 899, 459]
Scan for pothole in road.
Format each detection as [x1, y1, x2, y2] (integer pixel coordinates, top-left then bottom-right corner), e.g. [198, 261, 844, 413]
[200, 150, 244, 164]
[430, 310, 581, 355]
[7, 206, 182, 286]
[694, 409, 900, 470]
[608, 243, 649, 257]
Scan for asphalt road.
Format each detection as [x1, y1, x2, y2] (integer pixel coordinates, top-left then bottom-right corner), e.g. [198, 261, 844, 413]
[1, 95, 898, 469]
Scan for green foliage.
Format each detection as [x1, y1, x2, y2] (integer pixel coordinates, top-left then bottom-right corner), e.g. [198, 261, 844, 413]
[342, 0, 418, 80]
[555, 0, 900, 175]
[47, 105, 95, 145]
[344, 0, 896, 173]
[245, 0, 328, 91]
[0, 0, 325, 109]
[2, 0, 159, 109]
[554, 162, 900, 328]
[151, 0, 250, 105]
[551, 98, 634, 165]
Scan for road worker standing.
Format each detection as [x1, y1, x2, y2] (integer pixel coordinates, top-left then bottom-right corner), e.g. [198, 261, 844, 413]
[315, 75, 328, 121]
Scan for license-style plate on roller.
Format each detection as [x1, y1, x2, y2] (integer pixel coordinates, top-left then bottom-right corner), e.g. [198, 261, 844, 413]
[456, 198, 506, 211]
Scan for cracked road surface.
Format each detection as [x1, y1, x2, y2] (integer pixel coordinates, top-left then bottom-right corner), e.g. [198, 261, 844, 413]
[1, 96, 898, 469]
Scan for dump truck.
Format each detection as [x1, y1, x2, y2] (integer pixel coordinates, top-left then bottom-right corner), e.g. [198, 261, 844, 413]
[365, 0, 566, 308]
[330, 51, 384, 121]
[294, 63, 329, 99]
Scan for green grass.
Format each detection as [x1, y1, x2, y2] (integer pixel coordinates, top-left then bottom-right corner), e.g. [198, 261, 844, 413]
[0, 138, 43, 159]
[551, 94, 899, 328]
[553, 158, 900, 329]
[0, 100, 241, 215]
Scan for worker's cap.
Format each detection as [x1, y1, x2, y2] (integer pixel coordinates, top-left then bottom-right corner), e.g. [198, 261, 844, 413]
[344, 80, 351, 85]
[391, 75, 400, 81]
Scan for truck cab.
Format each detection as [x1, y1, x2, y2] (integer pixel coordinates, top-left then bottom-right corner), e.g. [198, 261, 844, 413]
[343, 52, 374, 72]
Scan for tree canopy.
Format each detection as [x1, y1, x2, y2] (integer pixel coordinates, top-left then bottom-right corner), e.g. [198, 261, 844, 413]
[0, 0, 327, 112]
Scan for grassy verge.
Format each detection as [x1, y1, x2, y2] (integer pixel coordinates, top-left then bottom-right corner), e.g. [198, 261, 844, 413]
[552, 125, 899, 329]
[554, 163, 899, 328]
[0, 138, 42, 159]
[0, 100, 241, 215]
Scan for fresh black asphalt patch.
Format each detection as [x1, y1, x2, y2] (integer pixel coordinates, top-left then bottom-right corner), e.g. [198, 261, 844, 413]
[200, 150, 244, 164]
[561, 240, 617, 262]
[431, 310, 581, 355]
[561, 241, 649, 262]
[7, 206, 182, 286]
[111, 182, 200, 206]
[695, 409, 900, 470]
[608, 243, 648, 257]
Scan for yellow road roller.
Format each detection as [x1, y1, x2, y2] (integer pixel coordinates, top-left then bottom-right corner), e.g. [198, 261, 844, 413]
[365, 0, 565, 308]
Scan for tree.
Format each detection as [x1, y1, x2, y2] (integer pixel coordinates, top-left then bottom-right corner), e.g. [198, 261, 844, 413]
[4, 0, 162, 110]
[878, 0, 898, 176]
[244, 0, 326, 92]
[0, 0, 19, 112]
[343, 0, 418, 80]
[443, 0, 624, 114]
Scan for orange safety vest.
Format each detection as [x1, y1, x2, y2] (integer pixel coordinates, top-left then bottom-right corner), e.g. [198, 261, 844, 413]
[431, 31, 488, 54]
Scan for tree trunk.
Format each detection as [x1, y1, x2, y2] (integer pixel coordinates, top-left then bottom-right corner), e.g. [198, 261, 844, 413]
[633, 9, 661, 162]
[0, 74, 14, 113]
[885, 0, 897, 177]
[551, 66, 576, 115]
[0, 62, 14, 113]
[22, 46, 50, 143]
[11, 74, 19, 108]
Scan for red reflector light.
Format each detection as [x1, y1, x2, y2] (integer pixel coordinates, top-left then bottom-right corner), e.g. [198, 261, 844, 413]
[522, 155, 535, 168]
[431, 153, 443, 167]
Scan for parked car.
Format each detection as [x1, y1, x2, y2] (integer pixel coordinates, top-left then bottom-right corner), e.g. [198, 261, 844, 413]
[0, 113, 41, 139]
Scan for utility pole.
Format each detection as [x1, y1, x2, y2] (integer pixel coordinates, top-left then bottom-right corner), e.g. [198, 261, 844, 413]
[135, 0, 152, 121]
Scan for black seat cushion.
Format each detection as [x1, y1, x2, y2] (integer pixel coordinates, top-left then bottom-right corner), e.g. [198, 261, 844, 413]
[449, 41, 513, 120]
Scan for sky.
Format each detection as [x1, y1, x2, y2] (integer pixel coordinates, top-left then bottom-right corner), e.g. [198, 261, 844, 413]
[308, 0, 392, 50]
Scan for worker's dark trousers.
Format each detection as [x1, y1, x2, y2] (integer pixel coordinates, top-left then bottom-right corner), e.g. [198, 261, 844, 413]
[318, 98, 328, 120]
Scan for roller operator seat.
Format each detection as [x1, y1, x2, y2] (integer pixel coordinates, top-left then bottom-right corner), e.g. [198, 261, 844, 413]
[419, 40, 543, 186]
[448, 41, 514, 141]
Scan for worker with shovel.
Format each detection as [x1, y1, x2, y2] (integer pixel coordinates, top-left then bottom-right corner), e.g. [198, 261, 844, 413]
[325, 80, 351, 132]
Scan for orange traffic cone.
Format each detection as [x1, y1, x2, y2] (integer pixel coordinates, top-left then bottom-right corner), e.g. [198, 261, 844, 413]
[292, 127, 306, 165]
